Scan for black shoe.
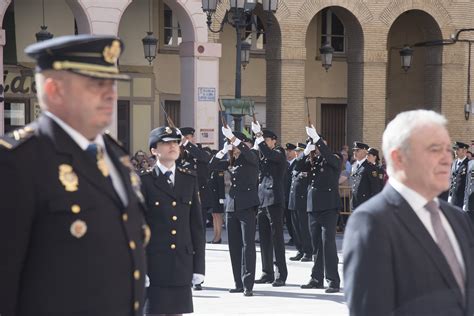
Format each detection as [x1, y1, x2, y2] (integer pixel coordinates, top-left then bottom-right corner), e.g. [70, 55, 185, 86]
[300, 279, 324, 289]
[243, 289, 253, 296]
[289, 253, 304, 261]
[272, 279, 286, 287]
[229, 288, 244, 293]
[254, 276, 274, 284]
[325, 287, 340, 293]
[194, 284, 202, 291]
[300, 255, 313, 262]
[211, 239, 222, 244]
[285, 239, 294, 246]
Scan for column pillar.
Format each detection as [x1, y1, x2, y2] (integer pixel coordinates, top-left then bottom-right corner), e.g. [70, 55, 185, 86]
[0, 28, 5, 135]
[180, 41, 221, 148]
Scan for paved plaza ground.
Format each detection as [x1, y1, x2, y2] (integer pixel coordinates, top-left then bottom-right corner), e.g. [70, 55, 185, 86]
[192, 228, 348, 315]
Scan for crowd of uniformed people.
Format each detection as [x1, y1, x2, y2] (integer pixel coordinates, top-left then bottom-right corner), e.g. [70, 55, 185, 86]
[3, 34, 474, 316]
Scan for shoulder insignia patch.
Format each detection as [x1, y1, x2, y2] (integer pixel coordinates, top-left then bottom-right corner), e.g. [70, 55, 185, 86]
[177, 166, 197, 176]
[0, 125, 35, 150]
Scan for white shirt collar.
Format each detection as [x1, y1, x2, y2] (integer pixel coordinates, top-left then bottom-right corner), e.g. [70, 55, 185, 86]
[44, 111, 103, 150]
[357, 157, 367, 165]
[457, 157, 467, 164]
[288, 158, 296, 165]
[156, 161, 176, 176]
[388, 177, 436, 212]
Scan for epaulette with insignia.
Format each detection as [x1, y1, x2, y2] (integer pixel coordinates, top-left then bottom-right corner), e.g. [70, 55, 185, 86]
[0, 125, 35, 150]
[275, 146, 285, 154]
[104, 131, 126, 152]
[177, 166, 197, 176]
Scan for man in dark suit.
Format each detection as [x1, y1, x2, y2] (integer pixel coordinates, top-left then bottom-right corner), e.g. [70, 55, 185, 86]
[288, 142, 313, 262]
[296, 127, 341, 293]
[252, 121, 288, 287]
[141, 126, 205, 315]
[0, 35, 147, 316]
[351, 141, 380, 209]
[284, 143, 298, 246]
[344, 109, 474, 316]
[449, 141, 469, 208]
[211, 127, 260, 296]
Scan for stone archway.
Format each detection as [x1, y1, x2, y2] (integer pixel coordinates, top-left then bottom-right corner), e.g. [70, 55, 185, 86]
[386, 10, 443, 123]
[0, 0, 11, 134]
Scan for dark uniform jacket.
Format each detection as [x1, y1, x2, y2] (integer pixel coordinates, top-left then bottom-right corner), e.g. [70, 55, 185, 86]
[208, 160, 227, 213]
[295, 139, 341, 212]
[209, 141, 259, 212]
[140, 165, 205, 287]
[284, 159, 296, 208]
[463, 160, 474, 211]
[179, 142, 213, 209]
[0, 115, 147, 316]
[344, 184, 474, 316]
[258, 142, 287, 208]
[449, 158, 469, 208]
[287, 167, 310, 212]
[351, 159, 380, 209]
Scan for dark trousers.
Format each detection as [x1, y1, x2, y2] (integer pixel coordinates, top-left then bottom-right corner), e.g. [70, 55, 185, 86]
[284, 207, 294, 241]
[308, 209, 340, 288]
[257, 204, 288, 281]
[290, 207, 312, 255]
[467, 210, 474, 226]
[227, 208, 257, 290]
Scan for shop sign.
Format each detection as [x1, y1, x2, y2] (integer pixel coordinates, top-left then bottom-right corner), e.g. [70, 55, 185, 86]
[198, 87, 216, 102]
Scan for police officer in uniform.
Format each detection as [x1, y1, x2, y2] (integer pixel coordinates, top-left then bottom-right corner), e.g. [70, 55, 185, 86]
[296, 126, 341, 293]
[367, 147, 385, 192]
[251, 121, 288, 287]
[179, 127, 213, 230]
[211, 127, 260, 296]
[463, 158, 474, 224]
[448, 141, 469, 208]
[351, 141, 380, 209]
[0, 35, 147, 316]
[141, 126, 205, 315]
[284, 143, 298, 245]
[288, 142, 313, 262]
[208, 150, 226, 244]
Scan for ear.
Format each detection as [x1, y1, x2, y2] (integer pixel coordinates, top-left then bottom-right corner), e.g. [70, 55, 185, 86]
[390, 148, 404, 170]
[150, 147, 158, 157]
[43, 77, 64, 105]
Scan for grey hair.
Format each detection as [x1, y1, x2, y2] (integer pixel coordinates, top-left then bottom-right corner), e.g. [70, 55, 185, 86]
[382, 109, 447, 176]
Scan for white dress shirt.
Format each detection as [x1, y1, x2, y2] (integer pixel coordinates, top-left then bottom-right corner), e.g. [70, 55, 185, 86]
[45, 111, 128, 206]
[352, 158, 367, 174]
[155, 161, 176, 185]
[389, 177, 465, 274]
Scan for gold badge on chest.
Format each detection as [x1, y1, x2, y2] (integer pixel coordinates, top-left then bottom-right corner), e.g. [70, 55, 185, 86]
[70, 220, 87, 238]
[59, 164, 79, 192]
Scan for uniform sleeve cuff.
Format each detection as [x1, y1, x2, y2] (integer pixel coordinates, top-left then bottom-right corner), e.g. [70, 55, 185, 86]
[255, 136, 264, 145]
[232, 138, 242, 147]
[216, 151, 225, 159]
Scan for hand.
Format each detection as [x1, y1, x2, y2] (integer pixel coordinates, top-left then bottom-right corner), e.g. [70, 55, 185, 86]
[251, 121, 262, 134]
[192, 273, 205, 285]
[222, 141, 232, 153]
[306, 125, 320, 142]
[145, 275, 150, 288]
[221, 125, 235, 140]
[304, 144, 316, 156]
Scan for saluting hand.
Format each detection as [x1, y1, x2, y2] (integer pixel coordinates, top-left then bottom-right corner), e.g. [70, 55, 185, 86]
[306, 125, 320, 142]
[221, 125, 235, 140]
[251, 121, 262, 134]
[304, 143, 316, 156]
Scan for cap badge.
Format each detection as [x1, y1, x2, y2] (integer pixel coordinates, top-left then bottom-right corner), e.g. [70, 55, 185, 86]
[70, 220, 87, 238]
[103, 40, 121, 64]
[165, 127, 172, 134]
[59, 164, 79, 192]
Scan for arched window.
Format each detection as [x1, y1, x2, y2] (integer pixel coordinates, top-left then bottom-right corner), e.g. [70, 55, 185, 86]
[320, 8, 345, 54]
[162, 3, 182, 47]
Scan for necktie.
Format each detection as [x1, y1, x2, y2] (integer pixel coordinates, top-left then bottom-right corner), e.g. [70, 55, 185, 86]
[164, 170, 173, 188]
[425, 200, 465, 297]
[85, 143, 109, 177]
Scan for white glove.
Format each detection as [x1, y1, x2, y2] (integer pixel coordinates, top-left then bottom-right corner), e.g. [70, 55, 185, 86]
[251, 121, 262, 134]
[304, 144, 316, 156]
[306, 125, 320, 143]
[255, 136, 264, 145]
[216, 142, 232, 159]
[192, 273, 205, 285]
[221, 125, 235, 140]
[182, 139, 189, 147]
[145, 275, 150, 287]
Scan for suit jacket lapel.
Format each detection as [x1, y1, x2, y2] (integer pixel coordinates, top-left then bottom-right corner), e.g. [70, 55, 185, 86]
[152, 165, 176, 199]
[385, 185, 464, 305]
[37, 115, 123, 207]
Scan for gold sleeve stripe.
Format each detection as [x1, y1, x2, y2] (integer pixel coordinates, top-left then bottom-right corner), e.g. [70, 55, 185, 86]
[0, 139, 13, 149]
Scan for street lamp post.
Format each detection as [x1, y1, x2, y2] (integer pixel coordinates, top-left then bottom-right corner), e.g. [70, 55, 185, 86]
[202, 0, 277, 130]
